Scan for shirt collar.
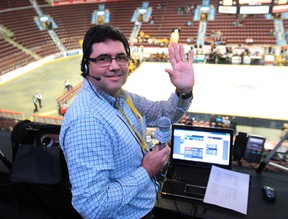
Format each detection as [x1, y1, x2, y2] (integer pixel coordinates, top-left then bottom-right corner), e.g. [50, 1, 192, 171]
[84, 79, 128, 108]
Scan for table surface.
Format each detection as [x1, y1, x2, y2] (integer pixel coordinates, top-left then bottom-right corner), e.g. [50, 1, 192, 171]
[156, 165, 288, 219]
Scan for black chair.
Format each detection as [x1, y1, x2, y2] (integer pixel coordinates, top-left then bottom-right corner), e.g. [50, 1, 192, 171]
[0, 120, 82, 219]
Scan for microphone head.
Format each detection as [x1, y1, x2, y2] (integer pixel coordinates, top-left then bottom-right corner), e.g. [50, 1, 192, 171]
[158, 116, 171, 132]
[89, 75, 101, 81]
[156, 117, 171, 143]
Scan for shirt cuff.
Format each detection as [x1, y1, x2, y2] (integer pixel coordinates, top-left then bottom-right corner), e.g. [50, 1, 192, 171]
[175, 92, 193, 109]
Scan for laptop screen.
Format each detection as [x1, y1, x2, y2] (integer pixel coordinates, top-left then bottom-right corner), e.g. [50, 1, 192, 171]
[171, 125, 233, 168]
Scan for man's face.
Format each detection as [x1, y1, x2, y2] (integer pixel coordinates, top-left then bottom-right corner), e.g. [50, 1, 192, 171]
[88, 39, 129, 97]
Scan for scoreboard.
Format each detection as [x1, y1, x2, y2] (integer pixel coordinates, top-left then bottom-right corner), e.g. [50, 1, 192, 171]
[218, 0, 288, 14]
[218, 0, 238, 14]
[238, 0, 272, 14]
[272, 0, 288, 13]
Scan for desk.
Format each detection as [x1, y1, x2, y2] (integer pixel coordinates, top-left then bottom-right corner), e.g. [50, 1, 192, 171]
[155, 166, 288, 218]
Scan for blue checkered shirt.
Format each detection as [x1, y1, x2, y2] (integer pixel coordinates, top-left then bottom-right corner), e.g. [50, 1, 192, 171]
[60, 79, 192, 219]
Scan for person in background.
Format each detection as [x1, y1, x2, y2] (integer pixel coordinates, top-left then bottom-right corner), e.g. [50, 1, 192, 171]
[59, 102, 69, 116]
[64, 80, 73, 91]
[60, 24, 195, 219]
[169, 28, 180, 47]
[35, 91, 42, 108]
[32, 95, 38, 113]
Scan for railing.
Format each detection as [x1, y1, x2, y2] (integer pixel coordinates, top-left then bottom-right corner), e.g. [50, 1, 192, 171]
[0, 109, 23, 120]
[56, 82, 82, 105]
[0, 109, 24, 131]
[0, 109, 63, 131]
[32, 114, 63, 125]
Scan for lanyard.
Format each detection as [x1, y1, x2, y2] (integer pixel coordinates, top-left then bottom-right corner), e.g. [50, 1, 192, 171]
[117, 97, 146, 151]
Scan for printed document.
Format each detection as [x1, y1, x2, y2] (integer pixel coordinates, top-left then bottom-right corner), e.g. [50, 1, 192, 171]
[203, 165, 250, 215]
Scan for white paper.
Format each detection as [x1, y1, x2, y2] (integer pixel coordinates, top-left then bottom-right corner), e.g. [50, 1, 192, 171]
[203, 165, 250, 215]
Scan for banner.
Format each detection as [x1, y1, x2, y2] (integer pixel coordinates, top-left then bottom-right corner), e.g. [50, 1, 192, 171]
[52, 0, 120, 6]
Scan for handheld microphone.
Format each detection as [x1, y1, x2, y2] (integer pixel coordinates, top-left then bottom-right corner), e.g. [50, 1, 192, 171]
[89, 75, 101, 81]
[155, 117, 171, 150]
[256, 131, 288, 173]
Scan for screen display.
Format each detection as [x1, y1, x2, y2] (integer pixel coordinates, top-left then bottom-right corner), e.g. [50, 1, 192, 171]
[218, 0, 238, 14]
[272, 3, 288, 13]
[275, 0, 287, 4]
[237, 0, 272, 14]
[222, 0, 234, 6]
[171, 126, 232, 166]
[218, 0, 286, 14]
[218, 5, 238, 13]
[243, 135, 266, 163]
[239, 5, 270, 14]
[238, 0, 272, 4]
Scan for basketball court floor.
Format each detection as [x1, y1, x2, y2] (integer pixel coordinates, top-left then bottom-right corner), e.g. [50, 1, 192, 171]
[0, 55, 287, 143]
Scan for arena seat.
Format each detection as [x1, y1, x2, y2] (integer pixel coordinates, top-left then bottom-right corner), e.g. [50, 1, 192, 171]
[0, 0, 284, 76]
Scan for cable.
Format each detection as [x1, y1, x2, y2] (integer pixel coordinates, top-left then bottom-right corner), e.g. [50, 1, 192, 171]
[87, 79, 101, 99]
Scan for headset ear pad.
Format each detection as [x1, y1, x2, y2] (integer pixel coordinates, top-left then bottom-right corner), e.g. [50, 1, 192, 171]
[81, 60, 89, 78]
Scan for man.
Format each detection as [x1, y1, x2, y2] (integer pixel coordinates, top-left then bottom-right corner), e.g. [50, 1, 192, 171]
[32, 95, 38, 113]
[35, 91, 42, 108]
[64, 80, 73, 91]
[60, 24, 194, 219]
[59, 102, 69, 116]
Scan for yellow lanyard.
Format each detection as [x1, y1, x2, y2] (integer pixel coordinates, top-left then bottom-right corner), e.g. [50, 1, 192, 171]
[117, 97, 146, 151]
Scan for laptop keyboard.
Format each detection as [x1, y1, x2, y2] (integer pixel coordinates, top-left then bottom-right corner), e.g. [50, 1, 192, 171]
[170, 165, 211, 185]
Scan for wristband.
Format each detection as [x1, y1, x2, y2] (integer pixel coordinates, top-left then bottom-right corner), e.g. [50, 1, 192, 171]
[176, 90, 193, 99]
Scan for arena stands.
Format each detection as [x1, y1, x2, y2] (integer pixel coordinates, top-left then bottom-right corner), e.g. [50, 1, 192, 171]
[136, 0, 201, 47]
[0, 6, 58, 73]
[0, 0, 287, 75]
[0, 0, 32, 10]
[206, 14, 276, 45]
[41, 0, 140, 51]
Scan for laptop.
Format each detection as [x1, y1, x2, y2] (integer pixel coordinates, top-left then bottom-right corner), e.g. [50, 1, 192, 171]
[161, 124, 234, 201]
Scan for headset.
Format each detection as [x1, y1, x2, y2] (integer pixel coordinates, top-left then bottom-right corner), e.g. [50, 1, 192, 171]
[81, 60, 90, 79]
[82, 59, 101, 81]
[80, 29, 94, 79]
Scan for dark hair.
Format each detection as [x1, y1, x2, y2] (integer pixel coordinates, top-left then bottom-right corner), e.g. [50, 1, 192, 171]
[81, 24, 130, 75]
